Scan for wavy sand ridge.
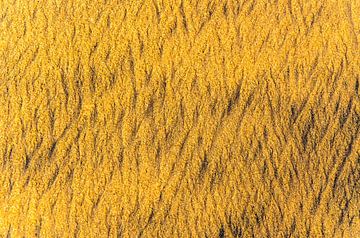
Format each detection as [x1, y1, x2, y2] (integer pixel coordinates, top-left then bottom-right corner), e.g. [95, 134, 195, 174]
[0, 0, 359, 237]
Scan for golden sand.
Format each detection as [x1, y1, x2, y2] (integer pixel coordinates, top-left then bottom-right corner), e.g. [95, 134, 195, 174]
[0, 0, 359, 237]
